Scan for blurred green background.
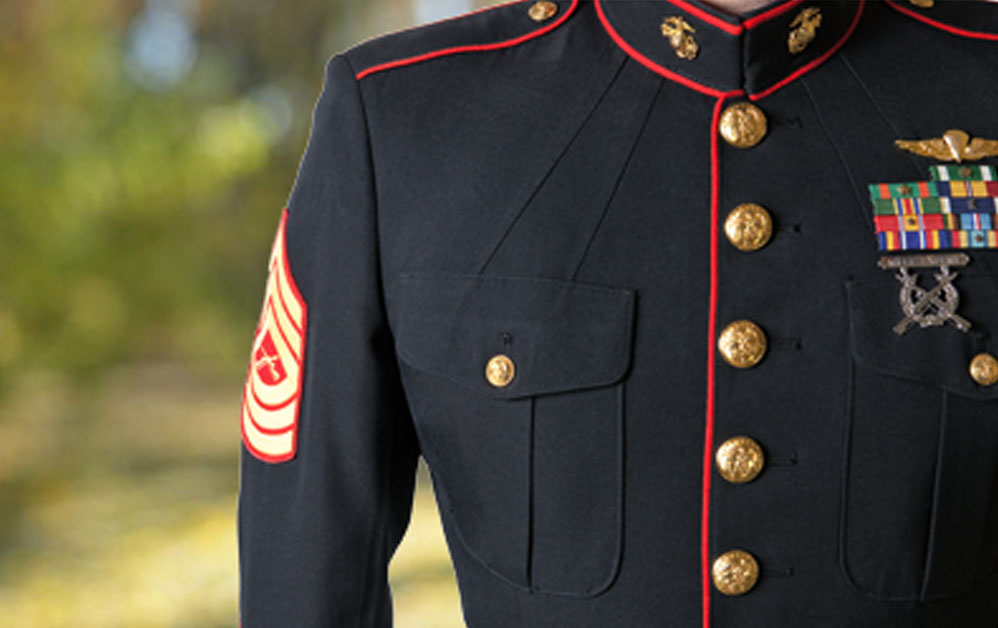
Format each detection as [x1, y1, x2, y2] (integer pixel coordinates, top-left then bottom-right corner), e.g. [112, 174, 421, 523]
[0, 0, 493, 625]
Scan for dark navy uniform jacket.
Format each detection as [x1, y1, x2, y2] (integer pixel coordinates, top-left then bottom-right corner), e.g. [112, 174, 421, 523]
[237, 1, 998, 626]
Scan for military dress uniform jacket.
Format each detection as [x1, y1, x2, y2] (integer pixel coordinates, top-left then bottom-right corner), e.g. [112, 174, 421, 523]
[237, 1, 998, 626]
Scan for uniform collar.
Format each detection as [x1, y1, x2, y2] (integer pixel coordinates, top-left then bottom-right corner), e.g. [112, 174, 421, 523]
[595, 0, 865, 99]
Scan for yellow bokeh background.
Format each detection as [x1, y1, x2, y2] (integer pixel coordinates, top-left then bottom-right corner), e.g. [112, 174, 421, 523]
[0, 1, 492, 625]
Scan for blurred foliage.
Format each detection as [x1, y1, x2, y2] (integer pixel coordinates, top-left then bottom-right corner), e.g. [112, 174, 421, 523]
[0, 0, 492, 625]
[0, 0, 420, 384]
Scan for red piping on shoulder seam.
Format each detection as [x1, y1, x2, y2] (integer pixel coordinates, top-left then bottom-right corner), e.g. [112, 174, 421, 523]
[748, 0, 865, 101]
[700, 95, 726, 628]
[884, 0, 998, 40]
[595, 0, 745, 99]
[355, 0, 579, 80]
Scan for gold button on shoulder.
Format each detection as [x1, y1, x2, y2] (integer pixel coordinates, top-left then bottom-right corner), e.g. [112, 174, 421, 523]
[724, 203, 773, 252]
[485, 353, 515, 387]
[909, 0, 934, 7]
[718, 320, 767, 369]
[528, 1, 558, 22]
[719, 102, 767, 148]
[716, 436, 765, 484]
[969, 353, 998, 387]
[712, 549, 760, 596]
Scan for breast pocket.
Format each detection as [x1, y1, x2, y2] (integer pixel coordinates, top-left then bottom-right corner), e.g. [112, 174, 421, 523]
[384, 272, 636, 597]
[842, 272, 998, 601]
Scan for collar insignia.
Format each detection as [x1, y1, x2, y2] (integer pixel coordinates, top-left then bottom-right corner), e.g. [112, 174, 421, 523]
[660, 16, 698, 60]
[788, 7, 822, 54]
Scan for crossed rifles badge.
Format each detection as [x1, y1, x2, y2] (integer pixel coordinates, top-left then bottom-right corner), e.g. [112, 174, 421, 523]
[870, 129, 998, 335]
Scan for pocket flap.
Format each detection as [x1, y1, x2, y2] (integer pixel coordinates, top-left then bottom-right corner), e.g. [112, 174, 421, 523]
[385, 272, 636, 399]
[846, 273, 998, 401]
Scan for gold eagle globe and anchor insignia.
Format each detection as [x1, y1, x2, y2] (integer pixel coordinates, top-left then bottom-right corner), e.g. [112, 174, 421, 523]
[788, 7, 822, 54]
[661, 16, 699, 60]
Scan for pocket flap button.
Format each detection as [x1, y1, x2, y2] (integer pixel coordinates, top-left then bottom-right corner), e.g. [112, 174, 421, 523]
[970, 353, 998, 387]
[486, 354, 516, 388]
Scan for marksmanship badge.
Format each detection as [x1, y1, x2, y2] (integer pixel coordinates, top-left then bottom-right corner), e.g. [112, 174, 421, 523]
[877, 253, 971, 335]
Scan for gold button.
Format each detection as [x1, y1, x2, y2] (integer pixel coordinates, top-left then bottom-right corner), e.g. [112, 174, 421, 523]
[716, 436, 765, 484]
[969, 353, 998, 387]
[528, 1, 558, 22]
[712, 549, 760, 596]
[719, 102, 767, 149]
[724, 203, 773, 252]
[718, 320, 767, 369]
[909, 0, 934, 7]
[485, 354, 515, 387]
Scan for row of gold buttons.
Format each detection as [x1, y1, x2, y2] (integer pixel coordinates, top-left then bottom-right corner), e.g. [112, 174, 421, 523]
[711, 101, 771, 597]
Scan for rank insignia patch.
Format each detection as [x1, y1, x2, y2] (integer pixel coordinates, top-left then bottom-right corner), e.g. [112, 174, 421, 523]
[241, 208, 307, 463]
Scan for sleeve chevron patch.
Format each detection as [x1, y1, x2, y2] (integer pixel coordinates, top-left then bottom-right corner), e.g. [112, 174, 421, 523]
[240, 208, 307, 463]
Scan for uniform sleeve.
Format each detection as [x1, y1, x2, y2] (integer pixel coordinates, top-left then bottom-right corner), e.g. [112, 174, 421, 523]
[237, 54, 420, 628]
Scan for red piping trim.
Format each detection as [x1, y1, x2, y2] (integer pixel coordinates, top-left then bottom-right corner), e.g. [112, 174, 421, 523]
[742, 0, 806, 29]
[595, 0, 745, 99]
[748, 0, 865, 101]
[355, 0, 579, 80]
[597, 0, 861, 100]
[885, 0, 998, 40]
[700, 96, 726, 628]
[666, 0, 808, 34]
[667, 0, 743, 35]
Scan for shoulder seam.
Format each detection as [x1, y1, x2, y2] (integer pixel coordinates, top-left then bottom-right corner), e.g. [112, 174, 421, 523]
[884, 0, 998, 41]
[354, 0, 579, 81]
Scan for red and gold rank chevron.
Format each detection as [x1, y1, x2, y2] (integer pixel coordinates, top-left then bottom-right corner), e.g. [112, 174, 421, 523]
[240, 208, 307, 463]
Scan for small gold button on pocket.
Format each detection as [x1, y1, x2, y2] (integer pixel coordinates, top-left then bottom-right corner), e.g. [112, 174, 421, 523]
[716, 436, 765, 484]
[712, 549, 760, 596]
[969, 353, 998, 387]
[485, 354, 516, 387]
[528, 1, 558, 22]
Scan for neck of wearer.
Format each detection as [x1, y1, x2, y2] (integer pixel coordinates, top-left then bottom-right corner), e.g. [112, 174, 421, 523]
[700, 0, 780, 16]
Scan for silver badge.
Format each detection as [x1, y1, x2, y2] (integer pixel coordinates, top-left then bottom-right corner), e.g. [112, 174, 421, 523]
[878, 253, 972, 335]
